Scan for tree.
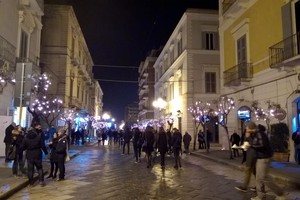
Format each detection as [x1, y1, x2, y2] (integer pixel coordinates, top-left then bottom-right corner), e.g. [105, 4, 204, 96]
[214, 96, 235, 159]
[29, 73, 64, 128]
[188, 101, 214, 151]
[251, 100, 286, 135]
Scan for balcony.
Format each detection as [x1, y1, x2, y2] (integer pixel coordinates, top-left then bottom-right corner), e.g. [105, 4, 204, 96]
[0, 35, 16, 67]
[269, 32, 300, 68]
[20, 0, 44, 15]
[224, 62, 253, 86]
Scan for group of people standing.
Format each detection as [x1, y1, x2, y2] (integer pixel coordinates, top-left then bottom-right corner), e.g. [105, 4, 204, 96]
[3, 122, 68, 187]
[118, 126, 192, 170]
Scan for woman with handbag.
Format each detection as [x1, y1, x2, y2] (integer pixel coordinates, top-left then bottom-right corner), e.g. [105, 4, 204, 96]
[47, 132, 58, 179]
[12, 125, 26, 177]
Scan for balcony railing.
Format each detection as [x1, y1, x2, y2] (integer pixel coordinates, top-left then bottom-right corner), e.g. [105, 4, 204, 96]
[0, 35, 16, 67]
[269, 32, 300, 67]
[224, 62, 253, 86]
[222, 0, 237, 14]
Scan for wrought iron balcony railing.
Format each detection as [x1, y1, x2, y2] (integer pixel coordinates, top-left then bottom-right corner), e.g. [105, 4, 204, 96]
[269, 32, 300, 67]
[224, 62, 253, 86]
[0, 35, 16, 66]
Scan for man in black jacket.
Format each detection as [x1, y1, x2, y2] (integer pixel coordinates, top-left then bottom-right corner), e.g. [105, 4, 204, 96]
[4, 122, 16, 162]
[250, 124, 285, 200]
[56, 129, 68, 181]
[20, 123, 48, 187]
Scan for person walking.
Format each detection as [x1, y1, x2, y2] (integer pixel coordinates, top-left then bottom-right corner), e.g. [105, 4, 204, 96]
[4, 122, 16, 162]
[157, 127, 168, 169]
[197, 130, 205, 149]
[235, 122, 257, 192]
[47, 132, 59, 179]
[12, 125, 26, 177]
[20, 122, 48, 187]
[230, 131, 241, 157]
[251, 123, 286, 200]
[172, 128, 182, 169]
[55, 129, 68, 181]
[144, 126, 155, 168]
[183, 131, 192, 154]
[292, 128, 300, 164]
[122, 128, 132, 155]
[132, 128, 142, 163]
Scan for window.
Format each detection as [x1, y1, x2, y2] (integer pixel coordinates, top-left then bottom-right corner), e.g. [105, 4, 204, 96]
[202, 32, 219, 50]
[178, 77, 182, 95]
[237, 35, 247, 64]
[205, 72, 216, 93]
[177, 35, 182, 56]
[19, 31, 28, 59]
[169, 82, 174, 100]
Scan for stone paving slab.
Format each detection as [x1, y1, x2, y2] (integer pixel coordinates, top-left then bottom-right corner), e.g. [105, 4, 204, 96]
[190, 149, 300, 189]
[0, 150, 80, 200]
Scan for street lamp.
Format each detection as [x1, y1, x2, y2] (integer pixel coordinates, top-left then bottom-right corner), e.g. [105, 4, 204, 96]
[177, 110, 182, 133]
[102, 113, 111, 121]
[152, 98, 167, 110]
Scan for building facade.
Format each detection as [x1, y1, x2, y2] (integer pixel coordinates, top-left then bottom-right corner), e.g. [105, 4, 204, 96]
[153, 9, 220, 143]
[219, 0, 300, 159]
[125, 102, 139, 127]
[40, 4, 103, 118]
[0, 0, 44, 126]
[138, 49, 161, 123]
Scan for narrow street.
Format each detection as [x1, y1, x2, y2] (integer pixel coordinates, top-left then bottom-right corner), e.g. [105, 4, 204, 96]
[9, 144, 300, 200]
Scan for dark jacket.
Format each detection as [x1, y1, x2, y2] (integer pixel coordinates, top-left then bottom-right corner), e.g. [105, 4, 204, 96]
[183, 133, 192, 145]
[123, 129, 132, 142]
[132, 129, 142, 146]
[56, 135, 67, 156]
[251, 130, 273, 159]
[172, 131, 182, 149]
[49, 138, 58, 162]
[230, 133, 241, 146]
[4, 124, 14, 144]
[20, 128, 48, 160]
[157, 131, 168, 153]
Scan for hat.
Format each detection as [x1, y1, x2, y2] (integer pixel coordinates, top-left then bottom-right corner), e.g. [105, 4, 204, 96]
[246, 121, 257, 130]
[11, 122, 16, 127]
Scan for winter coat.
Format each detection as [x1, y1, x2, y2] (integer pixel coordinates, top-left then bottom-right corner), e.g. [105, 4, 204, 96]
[49, 138, 58, 162]
[55, 135, 68, 161]
[250, 130, 273, 159]
[132, 129, 143, 147]
[157, 131, 168, 153]
[4, 124, 14, 144]
[20, 128, 48, 160]
[183, 133, 192, 145]
[172, 131, 182, 149]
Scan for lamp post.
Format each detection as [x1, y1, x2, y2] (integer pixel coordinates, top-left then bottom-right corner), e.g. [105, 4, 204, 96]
[177, 110, 182, 133]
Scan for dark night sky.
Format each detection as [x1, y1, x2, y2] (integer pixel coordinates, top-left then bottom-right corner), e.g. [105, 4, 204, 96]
[64, 0, 219, 122]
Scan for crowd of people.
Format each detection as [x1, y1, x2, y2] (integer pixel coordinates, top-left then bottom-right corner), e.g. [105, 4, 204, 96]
[3, 122, 69, 187]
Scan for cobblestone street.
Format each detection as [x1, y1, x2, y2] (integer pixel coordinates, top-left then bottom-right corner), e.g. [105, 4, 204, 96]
[8, 144, 300, 200]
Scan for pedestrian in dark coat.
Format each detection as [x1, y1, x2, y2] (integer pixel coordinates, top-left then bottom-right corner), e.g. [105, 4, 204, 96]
[157, 127, 168, 169]
[55, 129, 68, 181]
[183, 131, 192, 154]
[230, 131, 241, 157]
[132, 128, 142, 163]
[123, 128, 132, 154]
[144, 126, 155, 168]
[12, 125, 26, 176]
[172, 128, 182, 169]
[47, 132, 58, 179]
[20, 123, 48, 186]
[4, 122, 16, 162]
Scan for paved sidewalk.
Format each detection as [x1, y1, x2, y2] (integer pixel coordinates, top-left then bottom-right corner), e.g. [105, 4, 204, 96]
[190, 149, 300, 189]
[0, 149, 81, 200]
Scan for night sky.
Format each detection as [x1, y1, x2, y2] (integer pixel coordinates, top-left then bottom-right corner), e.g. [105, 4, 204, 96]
[53, 0, 219, 122]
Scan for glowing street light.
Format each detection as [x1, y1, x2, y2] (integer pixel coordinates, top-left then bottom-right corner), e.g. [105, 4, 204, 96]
[102, 113, 111, 121]
[152, 98, 167, 110]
